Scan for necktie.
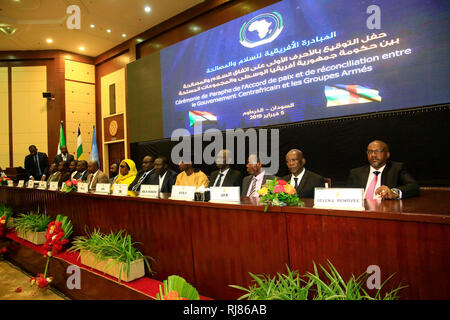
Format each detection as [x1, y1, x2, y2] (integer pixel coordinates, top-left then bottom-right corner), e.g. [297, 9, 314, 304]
[133, 172, 148, 191]
[35, 154, 42, 177]
[215, 173, 224, 187]
[249, 177, 257, 197]
[365, 171, 380, 199]
[293, 177, 298, 189]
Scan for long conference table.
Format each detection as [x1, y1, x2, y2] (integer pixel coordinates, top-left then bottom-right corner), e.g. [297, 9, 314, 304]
[0, 186, 449, 300]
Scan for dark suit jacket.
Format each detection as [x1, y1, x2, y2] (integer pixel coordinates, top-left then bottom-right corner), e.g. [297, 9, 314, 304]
[209, 169, 242, 187]
[347, 161, 419, 198]
[73, 170, 89, 182]
[241, 174, 276, 197]
[129, 169, 155, 191]
[281, 170, 325, 198]
[148, 169, 178, 193]
[24, 152, 49, 180]
[53, 153, 75, 165]
[58, 172, 72, 187]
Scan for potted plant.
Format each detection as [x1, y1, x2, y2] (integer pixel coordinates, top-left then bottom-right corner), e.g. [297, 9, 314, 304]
[257, 179, 304, 212]
[230, 261, 406, 300]
[70, 229, 153, 283]
[14, 211, 51, 245]
[154, 275, 199, 300]
[0, 176, 11, 186]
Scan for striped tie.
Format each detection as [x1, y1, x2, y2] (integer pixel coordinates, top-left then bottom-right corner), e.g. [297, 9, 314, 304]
[249, 177, 257, 197]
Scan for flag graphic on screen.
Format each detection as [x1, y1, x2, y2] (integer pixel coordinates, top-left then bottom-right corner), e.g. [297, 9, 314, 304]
[76, 124, 83, 160]
[325, 85, 382, 107]
[189, 111, 218, 127]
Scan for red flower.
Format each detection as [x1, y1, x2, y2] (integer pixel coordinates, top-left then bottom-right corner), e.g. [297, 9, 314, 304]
[273, 184, 285, 194]
[0, 247, 7, 254]
[16, 287, 22, 293]
[277, 179, 287, 186]
[71, 179, 78, 186]
[65, 180, 72, 187]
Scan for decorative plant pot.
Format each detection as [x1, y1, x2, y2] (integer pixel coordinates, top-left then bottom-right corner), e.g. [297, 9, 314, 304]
[80, 250, 145, 282]
[17, 230, 46, 245]
[6, 218, 14, 229]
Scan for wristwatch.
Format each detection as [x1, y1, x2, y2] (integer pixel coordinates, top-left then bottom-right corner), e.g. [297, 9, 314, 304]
[391, 188, 400, 199]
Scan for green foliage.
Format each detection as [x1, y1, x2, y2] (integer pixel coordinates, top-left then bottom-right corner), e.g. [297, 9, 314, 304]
[231, 262, 406, 300]
[70, 228, 154, 283]
[230, 266, 312, 300]
[0, 205, 13, 219]
[155, 275, 200, 300]
[55, 214, 73, 239]
[14, 211, 51, 234]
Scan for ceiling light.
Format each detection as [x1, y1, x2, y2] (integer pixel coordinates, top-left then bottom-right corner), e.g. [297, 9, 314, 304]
[90, 24, 95, 28]
[79, 46, 85, 51]
[144, 6, 151, 13]
[46, 38, 53, 44]
[122, 33, 126, 38]
[106, 29, 111, 33]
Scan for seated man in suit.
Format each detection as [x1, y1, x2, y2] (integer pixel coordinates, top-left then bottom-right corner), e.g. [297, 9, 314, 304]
[69, 160, 78, 179]
[209, 149, 242, 187]
[73, 160, 89, 182]
[347, 140, 419, 199]
[47, 163, 61, 183]
[281, 149, 325, 198]
[54, 145, 75, 165]
[241, 154, 276, 197]
[148, 156, 178, 193]
[175, 161, 209, 189]
[57, 161, 72, 187]
[109, 162, 119, 184]
[129, 155, 156, 192]
[87, 160, 109, 191]
[24, 145, 49, 181]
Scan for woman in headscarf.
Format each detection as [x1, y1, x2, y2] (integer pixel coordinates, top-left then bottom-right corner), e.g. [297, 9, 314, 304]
[111, 159, 137, 192]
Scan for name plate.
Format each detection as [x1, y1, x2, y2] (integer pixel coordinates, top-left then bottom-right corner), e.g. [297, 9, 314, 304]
[95, 183, 111, 194]
[170, 186, 196, 201]
[77, 183, 89, 193]
[38, 181, 47, 190]
[49, 182, 59, 191]
[112, 184, 128, 196]
[18, 180, 25, 188]
[7, 180, 13, 187]
[210, 187, 240, 203]
[314, 188, 365, 211]
[27, 180, 34, 189]
[139, 185, 159, 198]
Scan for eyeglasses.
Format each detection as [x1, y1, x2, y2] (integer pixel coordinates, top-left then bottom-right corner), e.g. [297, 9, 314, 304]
[119, 165, 127, 168]
[367, 149, 385, 155]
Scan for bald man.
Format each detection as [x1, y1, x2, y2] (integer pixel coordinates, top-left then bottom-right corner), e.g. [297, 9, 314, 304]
[347, 140, 419, 199]
[129, 155, 156, 192]
[87, 160, 109, 191]
[281, 149, 325, 198]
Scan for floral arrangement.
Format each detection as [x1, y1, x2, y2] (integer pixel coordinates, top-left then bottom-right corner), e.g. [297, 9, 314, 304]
[61, 179, 78, 193]
[0, 176, 11, 186]
[257, 179, 304, 212]
[0, 215, 5, 238]
[155, 275, 199, 300]
[30, 215, 73, 291]
[0, 206, 14, 237]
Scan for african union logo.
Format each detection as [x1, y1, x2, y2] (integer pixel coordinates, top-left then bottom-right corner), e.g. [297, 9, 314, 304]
[239, 12, 284, 48]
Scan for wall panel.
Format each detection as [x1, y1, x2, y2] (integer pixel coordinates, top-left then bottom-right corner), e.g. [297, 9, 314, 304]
[11, 66, 47, 167]
[0, 68, 9, 168]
